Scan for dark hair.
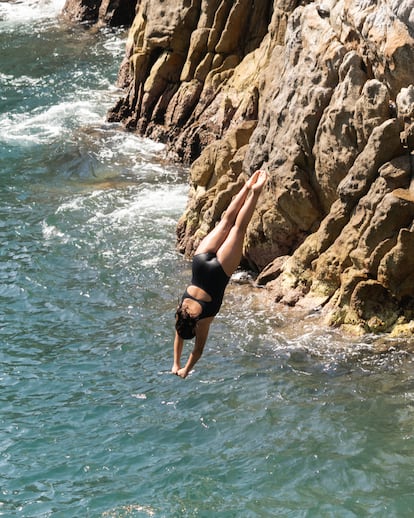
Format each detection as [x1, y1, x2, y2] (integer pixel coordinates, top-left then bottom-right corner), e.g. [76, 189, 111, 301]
[175, 304, 198, 340]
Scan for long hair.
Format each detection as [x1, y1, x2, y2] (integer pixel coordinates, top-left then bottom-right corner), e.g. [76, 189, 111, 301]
[175, 303, 198, 340]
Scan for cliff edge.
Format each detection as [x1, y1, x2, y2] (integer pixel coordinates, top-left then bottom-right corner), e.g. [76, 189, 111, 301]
[69, 0, 414, 336]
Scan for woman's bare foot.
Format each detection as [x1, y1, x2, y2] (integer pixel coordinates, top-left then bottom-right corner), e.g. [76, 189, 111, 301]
[245, 170, 261, 189]
[252, 170, 268, 192]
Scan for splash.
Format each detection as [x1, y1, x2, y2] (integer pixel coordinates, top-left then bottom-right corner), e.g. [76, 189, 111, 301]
[0, 101, 103, 146]
[0, 0, 65, 24]
[102, 504, 156, 517]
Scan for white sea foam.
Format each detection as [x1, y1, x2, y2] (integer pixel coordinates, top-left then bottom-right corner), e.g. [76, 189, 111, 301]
[131, 393, 147, 400]
[101, 186, 188, 224]
[0, 101, 103, 145]
[0, 73, 44, 88]
[118, 134, 165, 156]
[55, 196, 86, 214]
[102, 35, 128, 55]
[0, 0, 65, 24]
[55, 183, 187, 223]
[131, 185, 188, 213]
[41, 221, 68, 243]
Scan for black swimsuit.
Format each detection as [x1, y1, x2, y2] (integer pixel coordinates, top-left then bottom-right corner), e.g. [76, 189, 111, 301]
[181, 252, 230, 319]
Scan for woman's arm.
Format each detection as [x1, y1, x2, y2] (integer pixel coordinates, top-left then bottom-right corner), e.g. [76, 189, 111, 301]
[172, 331, 184, 374]
[176, 318, 212, 378]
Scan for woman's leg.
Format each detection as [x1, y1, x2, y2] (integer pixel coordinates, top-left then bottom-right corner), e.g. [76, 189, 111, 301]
[195, 171, 261, 256]
[216, 170, 267, 276]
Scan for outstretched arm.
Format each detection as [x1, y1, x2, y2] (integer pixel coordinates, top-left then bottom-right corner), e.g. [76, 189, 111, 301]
[172, 331, 184, 375]
[176, 319, 212, 379]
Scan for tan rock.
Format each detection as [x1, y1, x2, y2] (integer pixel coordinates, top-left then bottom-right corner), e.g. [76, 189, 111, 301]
[313, 51, 366, 212]
[378, 228, 414, 299]
[62, 0, 136, 26]
[397, 85, 414, 149]
[350, 280, 399, 331]
[104, 0, 414, 335]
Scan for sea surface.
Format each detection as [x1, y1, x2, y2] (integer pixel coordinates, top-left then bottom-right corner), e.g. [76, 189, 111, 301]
[1, 2, 414, 517]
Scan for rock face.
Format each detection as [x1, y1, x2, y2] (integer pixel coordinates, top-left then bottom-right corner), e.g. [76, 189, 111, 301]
[62, 0, 137, 26]
[107, 0, 414, 335]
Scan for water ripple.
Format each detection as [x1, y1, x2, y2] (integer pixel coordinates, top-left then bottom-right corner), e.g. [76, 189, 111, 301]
[2, 6, 414, 518]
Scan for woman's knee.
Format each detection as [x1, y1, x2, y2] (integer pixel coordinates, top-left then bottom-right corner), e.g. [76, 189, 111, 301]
[213, 217, 233, 237]
[232, 222, 249, 238]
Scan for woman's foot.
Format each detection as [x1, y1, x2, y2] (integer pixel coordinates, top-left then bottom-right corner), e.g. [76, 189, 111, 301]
[252, 170, 268, 192]
[245, 170, 261, 189]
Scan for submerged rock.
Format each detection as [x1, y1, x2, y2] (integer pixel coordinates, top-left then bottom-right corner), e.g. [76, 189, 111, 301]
[75, 0, 414, 335]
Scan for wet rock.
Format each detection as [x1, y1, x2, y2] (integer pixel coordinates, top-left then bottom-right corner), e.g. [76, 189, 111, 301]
[108, 0, 271, 160]
[256, 255, 290, 286]
[62, 0, 137, 26]
[349, 280, 399, 333]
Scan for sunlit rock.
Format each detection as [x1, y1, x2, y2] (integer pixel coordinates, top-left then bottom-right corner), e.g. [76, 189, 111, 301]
[62, 0, 137, 26]
[104, 0, 414, 335]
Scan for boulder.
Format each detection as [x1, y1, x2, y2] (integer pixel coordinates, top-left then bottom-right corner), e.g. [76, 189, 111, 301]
[62, 0, 137, 26]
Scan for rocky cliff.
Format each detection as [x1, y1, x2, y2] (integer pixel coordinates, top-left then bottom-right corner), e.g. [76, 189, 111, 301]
[71, 0, 414, 335]
[62, 0, 137, 26]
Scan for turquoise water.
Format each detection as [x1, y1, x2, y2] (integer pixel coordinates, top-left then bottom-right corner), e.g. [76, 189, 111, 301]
[1, 3, 414, 517]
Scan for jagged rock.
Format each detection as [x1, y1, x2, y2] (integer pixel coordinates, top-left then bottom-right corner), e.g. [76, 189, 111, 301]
[62, 0, 137, 26]
[105, 0, 414, 335]
[350, 280, 399, 332]
[108, 0, 271, 160]
[378, 227, 414, 299]
[397, 85, 414, 149]
[256, 255, 290, 286]
[176, 120, 257, 255]
[98, 0, 137, 26]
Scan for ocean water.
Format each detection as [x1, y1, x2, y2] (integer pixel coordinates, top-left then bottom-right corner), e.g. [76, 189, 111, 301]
[1, 2, 414, 517]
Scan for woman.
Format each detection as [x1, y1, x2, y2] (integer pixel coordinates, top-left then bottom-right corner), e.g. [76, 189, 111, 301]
[172, 169, 268, 378]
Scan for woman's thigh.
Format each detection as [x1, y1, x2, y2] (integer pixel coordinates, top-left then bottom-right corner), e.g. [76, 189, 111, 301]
[195, 219, 232, 255]
[216, 226, 244, 276]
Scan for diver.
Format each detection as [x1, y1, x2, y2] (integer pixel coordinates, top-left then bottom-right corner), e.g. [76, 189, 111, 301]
[172, 169, 268, 378]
